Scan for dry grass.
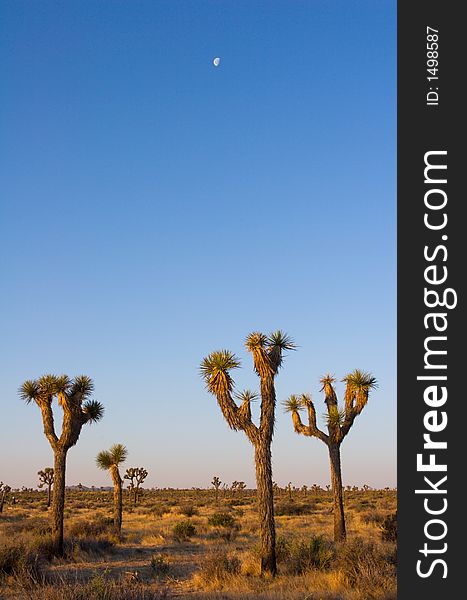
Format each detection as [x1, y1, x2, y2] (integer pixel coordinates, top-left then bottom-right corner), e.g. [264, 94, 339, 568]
[0, 488, 397, 599]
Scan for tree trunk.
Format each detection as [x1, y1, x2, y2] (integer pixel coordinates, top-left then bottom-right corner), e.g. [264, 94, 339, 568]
[328, 443, 346, 541]
[47, 483, 52, 508]
[111, 468, 123, 534]
[254, 442, 277, 576]
[0, 493, 5, 513]
[52, 448, 67, 555]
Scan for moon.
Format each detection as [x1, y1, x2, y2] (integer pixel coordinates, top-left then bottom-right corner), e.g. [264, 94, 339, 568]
[213, 57, 220, 67]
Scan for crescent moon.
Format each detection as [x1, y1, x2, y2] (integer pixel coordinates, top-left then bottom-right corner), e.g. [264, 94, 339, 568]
[213, 57, 220, 67]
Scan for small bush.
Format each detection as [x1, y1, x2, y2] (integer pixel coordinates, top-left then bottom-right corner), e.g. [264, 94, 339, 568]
[150, 554, 171, 576]
[275, 501, 316, 516]
[207, 513, 237, 528]
[68, 517, 113, 538]
[172, 520, 196, 542]
[195, 550, 241, 588]
[380, 512, 397, 542]
[178, 503, 198, 517]
[280, 536, 334, 574]
[0, 535, 51, 582]
[151, 505, 165, 518]
[334, 537, 396, 595]
[361, 509, 386, 525]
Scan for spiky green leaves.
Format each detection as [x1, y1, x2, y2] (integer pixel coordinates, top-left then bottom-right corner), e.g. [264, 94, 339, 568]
[200, 350, 240, 397]
[343, 369, 377, 415]
[323, 406, 345, 431]
[235, 390, 258, 404]
[19, 374, 103, 451]
[96, 444, 128, 470]
[70, 375, 94, 399]
[245, 330, 295, 377]
[19, 374, 97, 406]
[82, 400, 105, 424]
[282, 394, 302, 413]
[19, 380, 40, 403]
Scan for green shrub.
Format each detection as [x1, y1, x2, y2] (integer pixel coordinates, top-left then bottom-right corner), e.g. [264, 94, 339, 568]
[207, 513, 237, 528]
[280, 536, 334, 574]
[172, 520, 196, 542]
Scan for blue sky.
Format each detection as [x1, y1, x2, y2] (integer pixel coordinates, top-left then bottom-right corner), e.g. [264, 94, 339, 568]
[1, 0, 396, 489]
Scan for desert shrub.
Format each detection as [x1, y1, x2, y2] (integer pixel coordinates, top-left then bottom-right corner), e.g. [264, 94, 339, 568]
[334, 538, 396, 596]
[274, 501, 316, 516]
[177, 503, 198, 517]
[66, 517, 116, 557]
[68, 516, 113, 538]
[150, 553, 171, 575]
[0, 534, 51, 582]
[151, 504, 165, 518]
[280, 536, 335, 574]
[361, 509, 386, 525]
[195, 549, 241, 588]
[172, 520, 196, 542]
[207, 513, 236, 528]
[380, 512, 397, 542]
[207, 512, 239, 541]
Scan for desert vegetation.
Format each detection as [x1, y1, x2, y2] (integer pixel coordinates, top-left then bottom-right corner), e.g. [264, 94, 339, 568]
[1, 334, 396, 599]
[0, 486, 396, 599]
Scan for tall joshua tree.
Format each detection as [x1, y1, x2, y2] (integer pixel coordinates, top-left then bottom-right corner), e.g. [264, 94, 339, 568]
[38, 468, 54, 508]
[96, 444, 128, 534]
[124, 467, 148, 505]
[284, 370, 376, 542]
[19, 375, 104, 555]
[201, 330, 295, 576]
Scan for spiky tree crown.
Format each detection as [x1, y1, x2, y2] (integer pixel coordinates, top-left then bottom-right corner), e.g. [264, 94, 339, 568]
[200, 350, 241, 396]
[284, 370, 377, 445]
[38, 468, 54, 485]
[96, 444, 128, 470]
[19, 374, 103, 422]
[200, 330, 294, 443]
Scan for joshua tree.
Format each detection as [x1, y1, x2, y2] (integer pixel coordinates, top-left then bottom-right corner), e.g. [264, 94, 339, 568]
[284, 370, 376, 542]
[124, 467, 148, 505]
[0, 483, 11, 513]
[38, 468, 54, 508]
[19, 374, 104, 555]
[236, 481, 247, 497]
[211, 476, 222, 502]
[201, 330, 295, 576]
[96, 444, 128, 534]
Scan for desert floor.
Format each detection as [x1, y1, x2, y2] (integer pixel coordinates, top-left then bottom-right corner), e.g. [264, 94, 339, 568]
[0, 488, 396, 599]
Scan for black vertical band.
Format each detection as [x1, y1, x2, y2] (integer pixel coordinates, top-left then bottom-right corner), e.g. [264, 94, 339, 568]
[398, 1, 462, 596]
